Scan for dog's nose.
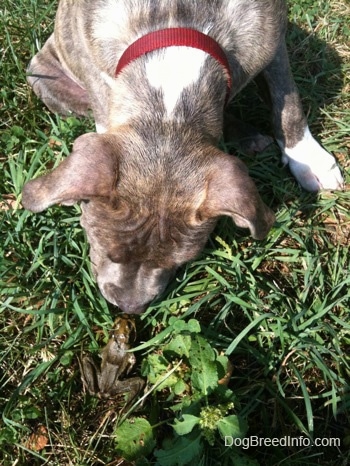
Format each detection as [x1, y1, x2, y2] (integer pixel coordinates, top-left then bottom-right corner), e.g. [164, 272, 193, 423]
[117, 300, 149, 315]
[103, 283, 150, 314]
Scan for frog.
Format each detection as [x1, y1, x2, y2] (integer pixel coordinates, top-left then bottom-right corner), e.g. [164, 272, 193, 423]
[79, 316, 145, 402]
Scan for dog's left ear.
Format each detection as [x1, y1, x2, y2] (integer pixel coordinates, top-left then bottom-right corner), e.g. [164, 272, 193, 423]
[22, 133, 118, 213]
[201, 153, 275, 239]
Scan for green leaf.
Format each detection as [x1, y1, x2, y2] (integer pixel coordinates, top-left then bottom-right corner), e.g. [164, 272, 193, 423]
[164, 334, 192, 358]
[172, 414, 199, 435]
[0, 427, 17, 446]
[216, 354, 231, 381]
[189, 335, 218, 394]
[59, 350, 74, 366]
[173, 378, 187, 395]
[171, 319, 188, 333]
[142, 354, 179, 390]
[187, 319, 201, 333]
[115, 418, 155, 461]
[13, 405, 41, 421]
[155, 432, 202, 466]
[217, 415, 248, 440]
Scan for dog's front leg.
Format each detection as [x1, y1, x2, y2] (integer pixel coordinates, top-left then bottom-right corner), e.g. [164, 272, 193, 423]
[261, 41, 343, 191]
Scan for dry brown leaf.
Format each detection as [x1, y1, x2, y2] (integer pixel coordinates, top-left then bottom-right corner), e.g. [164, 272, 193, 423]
[0, 194, 17, 210]
[25, 425, 49, 452]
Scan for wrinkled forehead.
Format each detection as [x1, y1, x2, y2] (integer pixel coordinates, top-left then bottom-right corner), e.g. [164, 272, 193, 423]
[80, 199, 214, 267]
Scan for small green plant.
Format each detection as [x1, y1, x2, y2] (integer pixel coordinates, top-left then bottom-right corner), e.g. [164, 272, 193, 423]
[115, 318, 253, 465]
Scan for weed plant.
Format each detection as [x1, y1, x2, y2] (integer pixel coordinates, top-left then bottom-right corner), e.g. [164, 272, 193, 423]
[1, 1, 349, 465]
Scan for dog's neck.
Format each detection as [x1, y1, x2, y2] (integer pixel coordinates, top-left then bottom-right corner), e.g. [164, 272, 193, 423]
[104, 28, 231, 137]
[115, 28, 232, 103]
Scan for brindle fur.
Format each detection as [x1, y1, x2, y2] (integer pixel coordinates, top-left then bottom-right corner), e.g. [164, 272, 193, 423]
[22, 0, 341, 313]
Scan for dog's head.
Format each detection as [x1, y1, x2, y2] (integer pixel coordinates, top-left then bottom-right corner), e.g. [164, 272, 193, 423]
[22, 130, 275, 313]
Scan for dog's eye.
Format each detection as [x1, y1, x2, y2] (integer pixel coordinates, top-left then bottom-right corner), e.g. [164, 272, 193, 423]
[107, 252, 124, 263]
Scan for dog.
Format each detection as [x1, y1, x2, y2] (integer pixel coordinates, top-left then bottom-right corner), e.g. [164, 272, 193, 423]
[22, 0, 343, 314]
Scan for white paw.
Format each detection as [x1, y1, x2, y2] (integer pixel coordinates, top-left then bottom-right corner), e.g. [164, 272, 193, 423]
[279, 127, 344, 192]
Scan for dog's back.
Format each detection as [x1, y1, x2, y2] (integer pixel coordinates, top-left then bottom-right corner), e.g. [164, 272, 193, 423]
[55, 0, 286, 105]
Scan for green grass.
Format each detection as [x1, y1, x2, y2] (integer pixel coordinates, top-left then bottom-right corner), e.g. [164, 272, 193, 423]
[1, 1, 350, 465]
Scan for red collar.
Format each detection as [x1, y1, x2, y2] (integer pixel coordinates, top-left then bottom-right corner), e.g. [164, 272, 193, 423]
[115, 28, 231, 104]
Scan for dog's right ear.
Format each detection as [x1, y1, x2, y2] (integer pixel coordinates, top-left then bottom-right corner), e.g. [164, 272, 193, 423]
[22, 133, 119, 212]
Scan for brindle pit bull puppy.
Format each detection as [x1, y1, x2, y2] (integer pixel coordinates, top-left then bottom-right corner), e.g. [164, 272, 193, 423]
[22, 0, 343, 314]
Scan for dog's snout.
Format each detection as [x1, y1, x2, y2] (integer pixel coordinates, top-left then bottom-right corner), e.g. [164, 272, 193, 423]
[104, 283, 151, 314]
[118, 299, 149, 315]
